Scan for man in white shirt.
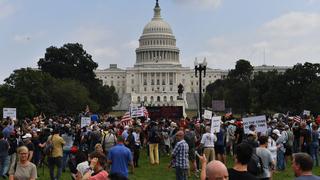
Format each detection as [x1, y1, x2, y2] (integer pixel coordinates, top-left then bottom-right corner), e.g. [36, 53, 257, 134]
[201, 126, 217, 163]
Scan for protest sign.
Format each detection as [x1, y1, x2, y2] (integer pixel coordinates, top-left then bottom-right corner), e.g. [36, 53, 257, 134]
[211, 116, 221, 133]
[3, 108, 16, 120]
[81, 117, 91, 128]
[303, 110, 311, 116]
[204, 110, 212, 120]
[242, 115, 267, 134]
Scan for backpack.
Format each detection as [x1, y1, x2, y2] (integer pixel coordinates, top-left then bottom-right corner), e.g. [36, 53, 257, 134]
[247, 149, 264, 176]
[44, 135, 54, 156]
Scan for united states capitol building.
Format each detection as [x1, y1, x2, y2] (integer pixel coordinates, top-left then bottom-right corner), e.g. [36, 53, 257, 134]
[95, 1, 290, 111]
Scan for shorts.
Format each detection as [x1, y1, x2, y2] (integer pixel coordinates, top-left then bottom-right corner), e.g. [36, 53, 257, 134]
[285, 146, 292, 156]
[215, 145, 225, 155]
[189, 148, 196, 161]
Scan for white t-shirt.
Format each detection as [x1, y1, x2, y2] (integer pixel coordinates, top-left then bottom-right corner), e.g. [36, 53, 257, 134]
[200, 133, 217, 148]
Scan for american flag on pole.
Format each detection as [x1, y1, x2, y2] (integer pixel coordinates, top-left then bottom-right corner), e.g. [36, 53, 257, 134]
[293, 116, 302, 123]
[120, 112, 133, 126]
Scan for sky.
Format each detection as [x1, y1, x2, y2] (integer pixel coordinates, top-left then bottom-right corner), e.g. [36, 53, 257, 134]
[1, 0, 320, 83]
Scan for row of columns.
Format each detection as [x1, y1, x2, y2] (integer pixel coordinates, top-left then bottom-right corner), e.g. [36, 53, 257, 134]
[137, 51, 179, 62]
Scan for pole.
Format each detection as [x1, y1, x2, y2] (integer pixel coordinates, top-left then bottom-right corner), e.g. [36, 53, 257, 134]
[199, 68, 202, 122]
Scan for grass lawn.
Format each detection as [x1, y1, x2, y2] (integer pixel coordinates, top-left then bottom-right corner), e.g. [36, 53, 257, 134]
[37, 149, 320, 180]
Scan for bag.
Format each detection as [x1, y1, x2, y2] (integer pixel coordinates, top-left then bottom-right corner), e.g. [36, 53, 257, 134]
[247, 149, 264, 176]
[44, 135, 54, 156]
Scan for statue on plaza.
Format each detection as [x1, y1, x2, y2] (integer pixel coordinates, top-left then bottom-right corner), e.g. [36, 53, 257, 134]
[178, 83, 184, 99]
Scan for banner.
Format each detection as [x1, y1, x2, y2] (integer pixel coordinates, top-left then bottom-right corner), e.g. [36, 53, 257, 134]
[203, 110, 212, 120]
[212, 100, 225, 111]
[242, 115, 267, 134]
[211, 116, 221, 133]
[81, 117, 91, 128]
[3, 108, 16, 120]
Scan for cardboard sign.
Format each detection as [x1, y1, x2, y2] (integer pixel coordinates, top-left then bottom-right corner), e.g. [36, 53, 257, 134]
[242, 115, 267, 134]
[211, 116, 221, 133]
[204, 110, 212, 120]
[81, 117, 91, 128]
[3, 108, 16, 120]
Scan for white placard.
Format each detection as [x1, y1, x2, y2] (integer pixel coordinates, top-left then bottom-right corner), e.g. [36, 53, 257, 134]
[211, 116, 221, 133]
[3, 108, 16, 120]
[81, 117, 91, 128]
[243, 115, 267, 134]
[303, 110, 311, 116]
[130, 107, 144, 118]
[204, 110, 212, 120]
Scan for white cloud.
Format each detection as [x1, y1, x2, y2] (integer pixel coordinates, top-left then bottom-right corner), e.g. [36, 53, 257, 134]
[122, 40, 139, 50]
[261, 12, 320, 38]
[173, 0, 222, 9]
[92, 47, 119, 58]
[191, 11, 320, 69]
[72, 27, 113, 46]
[0, 1, 15, 19]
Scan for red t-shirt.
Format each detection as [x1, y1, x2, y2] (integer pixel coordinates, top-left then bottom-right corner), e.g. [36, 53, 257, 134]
[89, 170, 109, 180]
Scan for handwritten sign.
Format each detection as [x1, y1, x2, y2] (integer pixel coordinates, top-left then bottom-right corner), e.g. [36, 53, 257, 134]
[81, 117, 91, 128]
[211, 116, 221, 133]
[3, 108, 16, 120]
[204, 110, 212, 120]
[243, 115, 267, 134]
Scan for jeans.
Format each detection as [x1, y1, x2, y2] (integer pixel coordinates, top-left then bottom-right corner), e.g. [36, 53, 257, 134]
[310, 143, 319, 166]
[277, 150, 285, 171]
[0, 155, 9, 176]
[176, 167, 188, 180]
[62, 150, 71, 170]
[48, 157, 63, 180]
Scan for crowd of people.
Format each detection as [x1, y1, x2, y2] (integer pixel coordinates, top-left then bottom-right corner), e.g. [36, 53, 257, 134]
[0, 112, 319, 180]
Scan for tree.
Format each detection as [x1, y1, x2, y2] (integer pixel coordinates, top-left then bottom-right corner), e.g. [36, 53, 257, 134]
[1, 68, 57, 117]
[228, 59, 253, 81]
[38, 43, 98, 82]
[38, 43, 118, 112]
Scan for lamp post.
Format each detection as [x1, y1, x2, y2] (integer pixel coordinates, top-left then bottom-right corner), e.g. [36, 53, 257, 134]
[194, 57, 207, 122]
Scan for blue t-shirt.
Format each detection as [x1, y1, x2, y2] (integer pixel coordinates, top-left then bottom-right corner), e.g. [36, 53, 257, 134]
[107, 144, 132, 177]
[295, 175, 320, 180]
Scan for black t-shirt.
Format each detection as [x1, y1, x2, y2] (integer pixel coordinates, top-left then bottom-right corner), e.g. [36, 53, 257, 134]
[25, 141, 35, 152]
[228, 168, 258, 180]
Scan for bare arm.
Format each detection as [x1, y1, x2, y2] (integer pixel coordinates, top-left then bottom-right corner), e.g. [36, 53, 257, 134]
[199, 154, 207, 180]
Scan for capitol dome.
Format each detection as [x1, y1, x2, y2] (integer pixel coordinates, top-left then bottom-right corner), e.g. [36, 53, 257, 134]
[135, 0, 180, 67]
[143, 20, 173, 35]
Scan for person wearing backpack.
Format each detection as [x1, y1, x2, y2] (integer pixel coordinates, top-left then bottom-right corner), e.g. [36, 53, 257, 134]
[47, 128, 65, 180]
[101, 127, 117, 156]
[228, 143, 258, 180]
[255, 135, 275, 180]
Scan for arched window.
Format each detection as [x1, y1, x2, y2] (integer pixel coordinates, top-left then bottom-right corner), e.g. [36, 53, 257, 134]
[144, 96, 147, 102]
[157, 96, 160, 102]
[170, 96, 173, 102]
[164, 96, 167, 102]
[137, 96, 141, 103]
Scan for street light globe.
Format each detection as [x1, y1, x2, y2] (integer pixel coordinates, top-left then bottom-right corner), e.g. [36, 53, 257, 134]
[203, 57, 207, 66]
[194, 58, 198, 66]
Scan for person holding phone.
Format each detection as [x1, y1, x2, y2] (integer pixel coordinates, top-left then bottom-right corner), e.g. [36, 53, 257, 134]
[82, 152, 108, 180]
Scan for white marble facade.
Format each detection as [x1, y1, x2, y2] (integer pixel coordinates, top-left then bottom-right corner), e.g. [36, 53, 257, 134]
[95, 1, 228, 110]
